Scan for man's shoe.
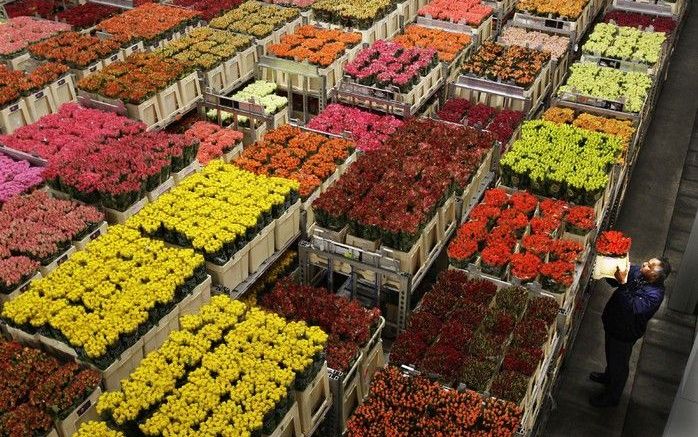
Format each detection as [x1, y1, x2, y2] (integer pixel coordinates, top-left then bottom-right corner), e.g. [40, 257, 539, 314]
[589, 393, 619, 408]
[589, 372, 610, 385]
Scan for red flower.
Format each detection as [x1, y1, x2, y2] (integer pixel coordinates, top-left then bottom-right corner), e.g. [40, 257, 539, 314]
[566, 205, 596, 232]
[483, 188, 510, 208]
[539, 198, 568, 219]
[521, 233, 551, 258]
[539, 260, 575, 287]
[456, 220, 488, 242]
[510, 252, 541, 282]
[470, 203, 501, 225]
[497, 208, 529, 231]
[447, 237, 478, 263]
[530, 215, 561, 236]
[596, 230, 632, 256]
[524, 295, 559, 325]
[486, 226, 517, 250]
[510, 190, 537, 215]
[550, 239, 583, 263]
[481, 242, 512, 267]
[503, 347, 542, 376]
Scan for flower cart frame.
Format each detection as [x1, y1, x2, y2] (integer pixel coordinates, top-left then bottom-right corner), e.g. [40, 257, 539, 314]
[330, 62, 446, 118]
[512, 0, 605, 45]
[450, 59, 552, 119]
[416, 14, 494, 49]
[484, 0, 517, 34]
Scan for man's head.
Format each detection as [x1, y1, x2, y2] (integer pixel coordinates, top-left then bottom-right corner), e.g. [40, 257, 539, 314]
[640, 257, 672, 284]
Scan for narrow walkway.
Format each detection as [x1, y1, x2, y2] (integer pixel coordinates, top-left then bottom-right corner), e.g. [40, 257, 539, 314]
[544, 4, 698, 436]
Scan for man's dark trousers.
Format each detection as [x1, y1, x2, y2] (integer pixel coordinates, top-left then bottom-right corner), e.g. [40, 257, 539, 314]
[605, 332, 636, 403]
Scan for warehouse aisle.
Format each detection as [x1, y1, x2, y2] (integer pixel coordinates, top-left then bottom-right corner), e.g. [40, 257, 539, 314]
[544, 4, 698, 436]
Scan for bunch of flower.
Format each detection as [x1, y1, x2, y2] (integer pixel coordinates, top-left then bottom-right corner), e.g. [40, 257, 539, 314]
[54, 3, 120, 30]
[96, 296, 327, 436]
[210, 1, 300, 39]
[306, 103, 403, 151]
[462, 42, 550, 89]
[550, 239, 583, 262]
[539, 259, 575, 291]
[596, 230, 632, 257]
[524, 295, 560, 325]
[565, 205, 596, 235]
[184, 121, 243, 163]
[0, 340, 102, 437]
[260, 282, 380, 371]
[559, 62, 653, 113]
[603, 10, 676, 34]
[77, 52, 187, 105]
[312, 0, 396, 29]
[127, 161, 297, 264]
[170, 0, 244, 21]
[96, 3, 200, 46]
[0, 190, 103, 265]
[156, 27, 252, 73]
[29, 31, 121, 69]
[392, 25, 472, 63]
[543, 106, 635, 151]
[500, 120, 624, 205]
[75, 422, 124, 437]
[1, 225, 207, 366]
[437, 98, 471, 123]
[268, 25, 362, 67]
[344, 40, 438, 93]
[0, 256, 39, 294]
[4, 0, 56, 19]
[0, 17, 70, 60]
[0, 63, 69, 107]
[0, 154, 43, 203]
[314, 118, 494, 251]
[499, 26, 570, 61]
[245, 250, 297, 302]
[490, 370, 530, 404]
[530, 215, 561, 236]
[438, 99, 523, 143]
[418, 0, 492, 26]
[230, 80, 288, 123]
[347, 366, 522, 436]
[583, 22, 666, 65]
[234, 124, 354, 199]
[516, 0, 590, 19]
[266, 0, 315, 7]
[510, 252, 542, 282]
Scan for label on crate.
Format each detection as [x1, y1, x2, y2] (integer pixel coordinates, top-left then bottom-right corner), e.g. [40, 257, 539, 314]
[57, 78, 66, 86]
[19, 280, 32, 293]
[89, 228, 102, 241]
[110, 54, 119, 61]
[33, 91, 44, 99]
[9, 104, 19, 112]
[57, 253, 69, 266]
[598, 57, 621, 69]
[77, 399, 92, 416]
[89, 65, 98, 73]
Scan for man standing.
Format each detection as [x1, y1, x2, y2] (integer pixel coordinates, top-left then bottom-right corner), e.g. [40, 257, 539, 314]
[589, 257, 672, 407]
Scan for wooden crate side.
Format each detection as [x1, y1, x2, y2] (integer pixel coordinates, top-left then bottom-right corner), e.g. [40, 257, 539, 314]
[206, 244, 250, 290]
[294, 362, 331, 435]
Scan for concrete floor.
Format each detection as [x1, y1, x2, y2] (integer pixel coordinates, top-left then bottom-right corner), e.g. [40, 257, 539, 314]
[544, 4, 698, 436]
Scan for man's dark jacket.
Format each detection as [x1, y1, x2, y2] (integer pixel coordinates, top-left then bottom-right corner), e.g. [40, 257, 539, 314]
[602, 265, 665, 342]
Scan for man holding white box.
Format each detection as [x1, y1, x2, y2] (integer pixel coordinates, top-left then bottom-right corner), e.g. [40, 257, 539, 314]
[589, 258, 671, 408]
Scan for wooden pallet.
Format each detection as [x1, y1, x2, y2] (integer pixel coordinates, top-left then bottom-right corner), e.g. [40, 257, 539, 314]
[294, 362, 332, 436]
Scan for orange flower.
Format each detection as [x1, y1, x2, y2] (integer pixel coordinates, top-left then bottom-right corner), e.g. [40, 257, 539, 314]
[393, 25, 471, 63]
[267, 25, 361, 67]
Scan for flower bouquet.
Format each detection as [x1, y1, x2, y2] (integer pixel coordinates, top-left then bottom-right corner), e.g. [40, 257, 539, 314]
[344, 40, 438, 93]
[539, 259, 575, 293]
[0, 63, 69, 108]
[96, 3, 200, 47]
[603, 10, 676, 35]
[184, 121, 243, 163]
[558, 62, 653, 113]
[0, 191, 103, 268]
[462, 42, 550, 89]
[510, 252, 541, 283]
[311, 0, 396, 30]
[313, 118, 494, 251]
[94, 296, 327, 435]
[127, 162, 298, 264]
[525, 295, 560, 325]
[549, 239, 584, 263]
[28, 31, 121, 70]
[593, 230, 631, 280]
[54, 3, 120, 30]
[306, 103, 403, 151]
[0, 340, 102, 436]
[77, 52, 187, 105]
[0, 17, 70, 61]
[75, 422, 124, 437]
[230, 80, 288, 124]
[266, 0, 315, 8]
[539, 197, 569, 220]
[234, 124, 354, 199]
[392, 24, 472, 64]
[583, 23, 666, 67]
[0, 256, 39, 295]
[210, 1, 300, 39]
[267, 25, 362, 67]
[490, 370, 530, 404]
[480, 242, 513, 278]
[438, 99, 524, 143]
[170, 0, 244, 21]
[347, 366, 522, 436]
[4, 0, 56, 19]
[516, 0, 590, 20]
[565, 205, 597, 235]
[418, 0, 493, 26]
[499, 26, 570, 62]
[499, 120, 624, 205]
[157, 27, 252, 74]
[0, 154, 43, 202]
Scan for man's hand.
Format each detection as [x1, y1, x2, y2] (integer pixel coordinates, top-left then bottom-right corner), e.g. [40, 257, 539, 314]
[615, 266, 628, 285]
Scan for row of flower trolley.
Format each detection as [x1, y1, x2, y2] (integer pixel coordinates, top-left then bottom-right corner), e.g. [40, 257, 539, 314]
[0, 0, 691, 435]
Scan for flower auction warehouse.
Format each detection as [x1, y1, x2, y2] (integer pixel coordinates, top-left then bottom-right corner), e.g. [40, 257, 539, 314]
[0, 0, 696, 436]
